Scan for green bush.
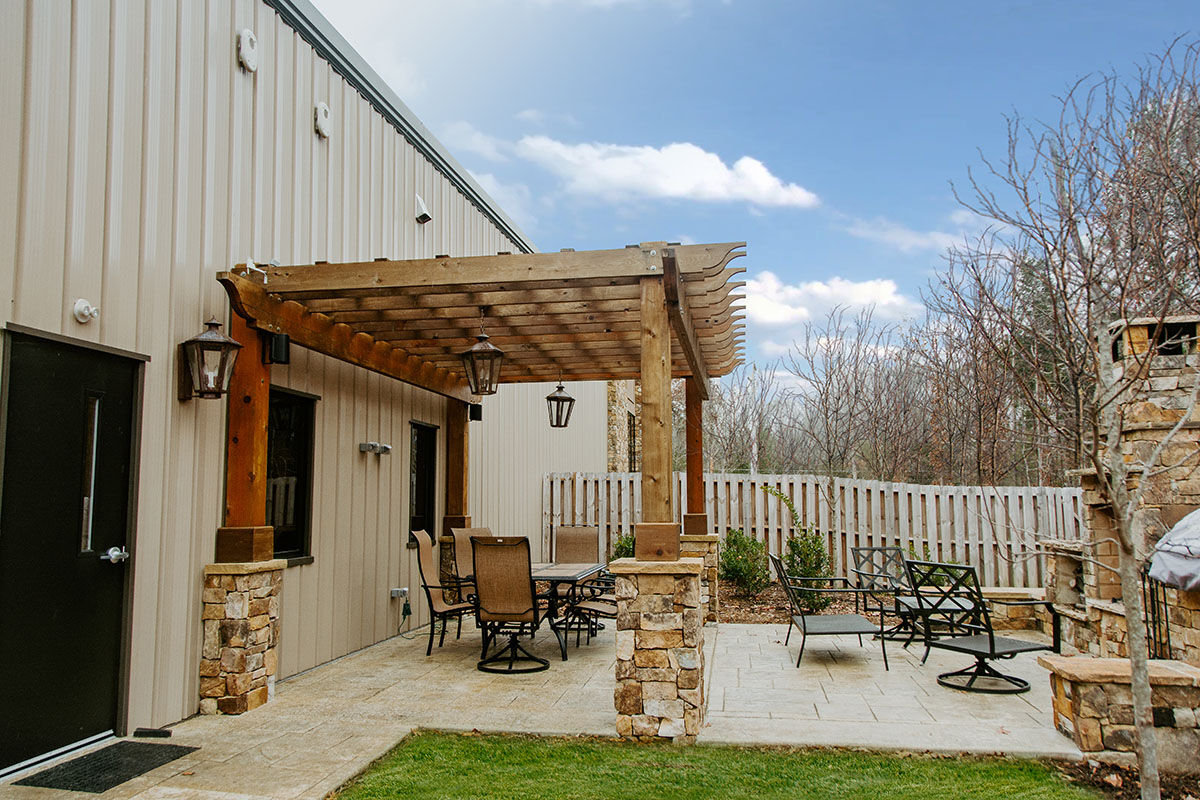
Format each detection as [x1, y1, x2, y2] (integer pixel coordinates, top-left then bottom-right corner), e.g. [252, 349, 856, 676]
[610, 532, 635, 561]
[719, 528, 770, 596]
[783, 528, 833, 612]
[907, 543, 957, 586]
[766, 486, 833, 613]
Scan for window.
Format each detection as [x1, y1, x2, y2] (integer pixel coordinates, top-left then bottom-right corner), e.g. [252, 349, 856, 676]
[409, 422, 438, 545]
[627, 411, 637, 471]
[266, 388, 316, 560]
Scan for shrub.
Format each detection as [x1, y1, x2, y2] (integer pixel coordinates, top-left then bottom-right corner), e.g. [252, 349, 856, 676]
[719, 528, 770, 596]
[766, 486, 833, 613]
[907, 543, 957, 586]
[610, 532, 635, 561]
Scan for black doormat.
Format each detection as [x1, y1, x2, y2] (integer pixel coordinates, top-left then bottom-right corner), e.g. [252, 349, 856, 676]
[13, 740, 199, 793]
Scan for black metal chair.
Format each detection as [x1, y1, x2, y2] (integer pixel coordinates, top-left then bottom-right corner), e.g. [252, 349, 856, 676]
[769, 553, 887, 670]
[903, 559, 1055, 694]
[849, 545, 913, 640]
[471, 536, 550, 673]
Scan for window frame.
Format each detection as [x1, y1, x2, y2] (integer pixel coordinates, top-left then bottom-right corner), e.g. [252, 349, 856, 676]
[266, 385, 318, 563]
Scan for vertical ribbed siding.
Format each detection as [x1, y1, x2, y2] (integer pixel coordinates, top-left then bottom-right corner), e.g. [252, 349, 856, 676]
[468, 382, 610, 560]
[1, 0, 524, 727]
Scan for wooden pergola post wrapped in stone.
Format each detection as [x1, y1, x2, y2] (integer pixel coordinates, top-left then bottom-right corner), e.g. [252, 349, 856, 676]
[212, 242, 746, 730]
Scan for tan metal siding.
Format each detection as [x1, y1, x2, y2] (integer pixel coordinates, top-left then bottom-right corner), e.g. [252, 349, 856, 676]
[2, 0, 525, 728]
[469, 382, 609, 560]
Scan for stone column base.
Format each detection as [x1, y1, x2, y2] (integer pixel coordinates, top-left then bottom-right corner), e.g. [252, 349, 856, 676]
[609, 557, 706, 742]
[200, 560, 285, 715]
[680, 533, 719, 624]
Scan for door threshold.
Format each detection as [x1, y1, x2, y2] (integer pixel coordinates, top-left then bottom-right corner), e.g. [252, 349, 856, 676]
[0, 730, 116, 781]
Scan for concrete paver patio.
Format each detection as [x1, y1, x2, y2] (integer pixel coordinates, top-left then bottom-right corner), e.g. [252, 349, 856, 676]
[1, 621, 1079, 800]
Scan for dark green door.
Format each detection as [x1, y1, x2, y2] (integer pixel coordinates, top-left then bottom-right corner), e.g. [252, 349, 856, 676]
[0, 332, 140, 773]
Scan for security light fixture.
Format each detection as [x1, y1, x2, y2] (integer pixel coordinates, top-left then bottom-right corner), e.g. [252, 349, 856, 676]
[459, 312, 503, 396]
[415, 193, 432, 224]
[546, 379, 576, 428]
[178, 318, 242, 401]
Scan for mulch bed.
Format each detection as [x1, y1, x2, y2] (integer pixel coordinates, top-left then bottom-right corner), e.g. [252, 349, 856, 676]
[1055, 760, 1197, 800]
[718, 583, 1198, 800]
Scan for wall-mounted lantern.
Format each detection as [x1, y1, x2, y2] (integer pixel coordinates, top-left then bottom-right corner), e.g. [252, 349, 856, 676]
[546, 380, 575, 428]
[459, 314, 503, 396]
[178, 318, 242, 401]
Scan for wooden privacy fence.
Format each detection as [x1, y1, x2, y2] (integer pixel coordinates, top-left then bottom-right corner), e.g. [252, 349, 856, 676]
[542, 472, 1084, 589]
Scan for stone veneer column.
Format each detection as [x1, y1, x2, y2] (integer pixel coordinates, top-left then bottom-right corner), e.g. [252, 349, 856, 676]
[609, 557, 706, 742]
[679, 534, 719, 624]
[200, 560, 285, 715]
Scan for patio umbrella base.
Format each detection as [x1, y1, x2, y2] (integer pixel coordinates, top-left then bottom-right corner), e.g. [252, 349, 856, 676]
[936, 659, 1030, 694]
[477, 634, 549, 674]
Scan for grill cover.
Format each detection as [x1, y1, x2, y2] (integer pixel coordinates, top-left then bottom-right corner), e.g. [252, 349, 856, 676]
[1149, 508, 1200, 591]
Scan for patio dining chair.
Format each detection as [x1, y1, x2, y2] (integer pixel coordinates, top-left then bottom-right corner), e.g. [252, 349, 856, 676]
[451, 526, 494, 589]
[850, 545, 917, 642]
[903, 559, 1054, 693]
[769, 553, 887, 670]
[472, 535, 550, 673]
[412, 529, 474, 657]
[553, 525, 615, 643]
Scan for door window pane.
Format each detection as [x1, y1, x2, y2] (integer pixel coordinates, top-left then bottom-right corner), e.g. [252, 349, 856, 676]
[267, 389, 315, 559]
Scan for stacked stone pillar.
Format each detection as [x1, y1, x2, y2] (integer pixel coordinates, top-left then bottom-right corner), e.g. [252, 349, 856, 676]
[679, 533, 719, 624]
[200, 560, 284, 715]
[610, 557, 706, 742]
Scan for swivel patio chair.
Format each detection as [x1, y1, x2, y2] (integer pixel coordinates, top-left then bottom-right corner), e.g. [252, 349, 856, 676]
[903, 559, 1054, 693]
[472, 535, 550, 673]
[412, 529, 474, 657]
[769, 553, 887, 670]
[450, 526, 494, 590]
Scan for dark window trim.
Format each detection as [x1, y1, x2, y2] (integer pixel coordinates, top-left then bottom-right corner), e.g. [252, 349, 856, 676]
[268, 385, 317, 561]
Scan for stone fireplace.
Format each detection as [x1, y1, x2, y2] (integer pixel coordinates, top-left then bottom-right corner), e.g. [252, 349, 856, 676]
[1041, 316, 1200, 665]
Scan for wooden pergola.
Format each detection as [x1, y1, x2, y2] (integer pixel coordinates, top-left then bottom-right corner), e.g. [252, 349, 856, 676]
[216, 241, 745, 555]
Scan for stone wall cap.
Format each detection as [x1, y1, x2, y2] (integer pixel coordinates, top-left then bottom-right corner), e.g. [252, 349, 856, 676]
[981, 587, 1045, 600]
[608, 557, 704, 575]
[1037, 655, 1200, 686]
[204, 560, 288, 575]
[679, 535, 720, 543]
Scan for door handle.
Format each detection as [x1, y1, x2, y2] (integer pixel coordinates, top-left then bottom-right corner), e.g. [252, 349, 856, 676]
[101, 546, 130, 563]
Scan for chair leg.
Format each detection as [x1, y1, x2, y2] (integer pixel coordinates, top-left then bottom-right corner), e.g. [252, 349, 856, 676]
[796, 632, 807, 668]
[439, 617, 448, 647]
[880, 633, 889, 671]
[785, 623, 792, 646]
[426, 615, 436, 656]
[456, 613, 463, 640]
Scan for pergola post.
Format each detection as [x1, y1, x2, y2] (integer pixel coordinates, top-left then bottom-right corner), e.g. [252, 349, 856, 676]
[217, 312, 273, 562]
[441, 399, 471, 584]
[638, 274, 673, 523]
[681, 376, 720, 624]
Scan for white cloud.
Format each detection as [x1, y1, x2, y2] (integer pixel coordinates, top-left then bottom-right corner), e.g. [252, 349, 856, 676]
[744, 271, 923, 329]
[473, 173, 537, 231]
[515, 108, 579, 128]
[441, 121, 509, 162]
[844, 217, 960, 253]
[515, 136, 819, 208]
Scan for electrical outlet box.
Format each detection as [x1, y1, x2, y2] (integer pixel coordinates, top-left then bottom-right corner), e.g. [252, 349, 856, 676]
[390, 587, 409, 599]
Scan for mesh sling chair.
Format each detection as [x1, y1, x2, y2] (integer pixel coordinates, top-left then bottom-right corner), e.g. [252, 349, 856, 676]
[553, 526, 616, 643]
[451, 526, 494, 591]
[769, 553, 888, 670]
[472, 536, 550, 673]
[412, 529, 474, 657]
[903, 559, 1054, 693]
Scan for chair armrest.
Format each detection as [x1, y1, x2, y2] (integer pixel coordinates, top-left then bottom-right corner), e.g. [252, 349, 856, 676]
[788, 575, 851, 587]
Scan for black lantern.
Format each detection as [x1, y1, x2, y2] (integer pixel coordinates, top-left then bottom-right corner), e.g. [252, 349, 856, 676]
[459, 317, 504, 395]
[546, 381, 576, 428]
[178, 318, 242, 401]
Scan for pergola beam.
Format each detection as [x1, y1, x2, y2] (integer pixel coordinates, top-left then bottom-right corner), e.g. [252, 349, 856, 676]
[218, 272, 473, 402]
[663, 248, 710, 400]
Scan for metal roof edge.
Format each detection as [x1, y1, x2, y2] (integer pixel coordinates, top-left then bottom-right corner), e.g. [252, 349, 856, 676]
[265, 0, 538, 255]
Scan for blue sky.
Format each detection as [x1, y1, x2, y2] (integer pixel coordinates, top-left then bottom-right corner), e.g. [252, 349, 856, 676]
[309, 0, 1194, 363]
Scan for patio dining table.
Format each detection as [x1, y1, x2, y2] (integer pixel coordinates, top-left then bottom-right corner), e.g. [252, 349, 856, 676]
[531, 561, 606, 660]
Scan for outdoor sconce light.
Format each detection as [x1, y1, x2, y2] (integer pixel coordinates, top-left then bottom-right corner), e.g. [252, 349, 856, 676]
[459, 314, 504, 395]
[546, 379, 575, 428]
[468, 403, 484, 422]
[178, 318, 242, 401]
[262, 331, 290, 365]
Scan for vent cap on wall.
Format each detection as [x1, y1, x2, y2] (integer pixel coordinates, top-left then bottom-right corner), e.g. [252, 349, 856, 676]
[415, 193, 432, 224]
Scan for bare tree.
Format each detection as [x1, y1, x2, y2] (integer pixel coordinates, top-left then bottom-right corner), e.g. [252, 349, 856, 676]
[929, 41, 1200, 800]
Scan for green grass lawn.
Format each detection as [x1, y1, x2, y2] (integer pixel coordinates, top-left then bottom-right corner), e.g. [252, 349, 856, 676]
[332, 731, 1101, 800]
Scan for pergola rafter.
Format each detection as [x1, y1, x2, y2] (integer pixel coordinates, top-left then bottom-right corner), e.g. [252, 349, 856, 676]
[217, 240, 746, 540]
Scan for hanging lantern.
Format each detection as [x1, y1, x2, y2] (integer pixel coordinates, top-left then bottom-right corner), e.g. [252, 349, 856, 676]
[459, 319, 504, 395]
[178, 318, 242, 401]
[546, 381, 576, 428]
